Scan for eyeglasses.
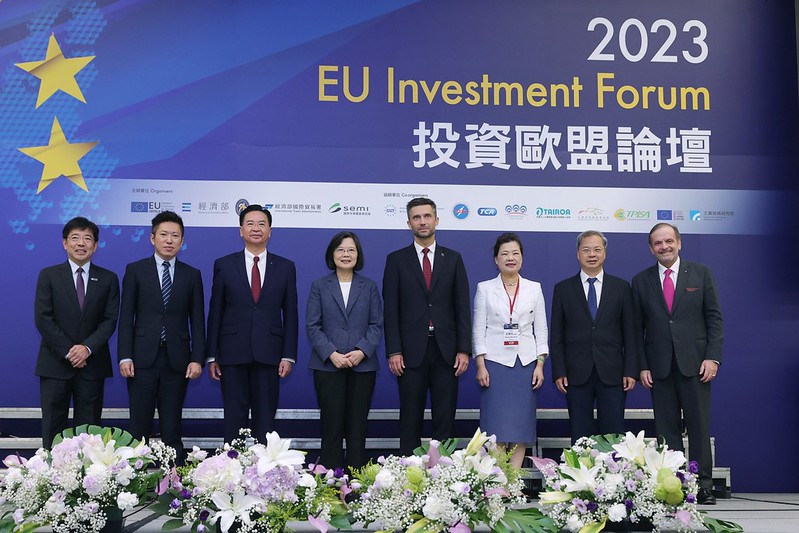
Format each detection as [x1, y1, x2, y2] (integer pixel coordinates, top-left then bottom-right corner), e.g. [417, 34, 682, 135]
[334, 247, 357, 256]
[579, 247, 605, 255]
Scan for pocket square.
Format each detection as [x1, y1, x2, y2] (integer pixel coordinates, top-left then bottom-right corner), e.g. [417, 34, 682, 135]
[685, 287, 699, 292]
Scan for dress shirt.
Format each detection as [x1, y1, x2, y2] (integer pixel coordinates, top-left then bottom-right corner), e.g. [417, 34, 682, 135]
[245, 249, 266, 288]
[68, 259, 90, 294]
[155, 254, 176, 287]
[657, 256, 680, 290]
[580, 269, 604, 306]
[67, 260, 92, 358]
[413, 241, 436, 271]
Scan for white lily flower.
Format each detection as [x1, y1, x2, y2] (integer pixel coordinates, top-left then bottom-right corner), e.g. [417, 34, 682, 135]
[643, 446, 686, 477]
[539, 490, 572, 505]
[611, 431, 647, 465]
[464, 428, 490, 456]
[251, 432, 305, 475]
[210, 490, 262, 533]
[559, 462, 601, 493]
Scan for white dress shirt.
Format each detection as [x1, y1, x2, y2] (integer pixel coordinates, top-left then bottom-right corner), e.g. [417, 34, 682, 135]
[413, 241, 436, 271]
[580, 269, 604, 307]
[68, 259, 90, 294]
[657, 257, 680, 290]
[245, 249, 266, 288]
[155, 254, 175, 287]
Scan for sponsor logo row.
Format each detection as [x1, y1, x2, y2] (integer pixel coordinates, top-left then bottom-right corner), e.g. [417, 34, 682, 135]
[130, 200, 734, 223]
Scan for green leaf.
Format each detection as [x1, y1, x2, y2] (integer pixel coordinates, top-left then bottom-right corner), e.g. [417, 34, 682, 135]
[703, 516, 745, 533]
[161, 517, 188, 530]
[589, 433, 624, 452]
[328, 514, 353, 530]
[563, 449, 580, 468]
[496, 508, 558, 533]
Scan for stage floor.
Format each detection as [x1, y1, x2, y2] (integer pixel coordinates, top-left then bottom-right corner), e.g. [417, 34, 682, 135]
[30, 493, 799, 532]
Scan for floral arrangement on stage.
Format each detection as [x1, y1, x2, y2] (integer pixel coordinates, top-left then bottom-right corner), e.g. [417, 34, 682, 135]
[153, 429, 349, 533]
[346, 428, 554, 533]
[0, 425, 167, 533]
[532, 431, 742, 533]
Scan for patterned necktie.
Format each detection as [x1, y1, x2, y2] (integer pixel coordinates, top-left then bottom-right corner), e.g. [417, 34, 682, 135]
[76, 267, 85, 311]
[251, 256, 261, 302]
[161, 261, 172, 342]
[587, 277, 597, 320]
[663, 268, 675, 313]
[422, 248, 432, 289]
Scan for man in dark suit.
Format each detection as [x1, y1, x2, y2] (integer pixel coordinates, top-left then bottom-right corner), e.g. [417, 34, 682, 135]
[551, 230, 638, 441]
[207, 204, 298, 443]
[118, 211, 205, 455]
[34, 217, 119, 448]
[632, 223, 723, 505]
[383, 197, 471, 455]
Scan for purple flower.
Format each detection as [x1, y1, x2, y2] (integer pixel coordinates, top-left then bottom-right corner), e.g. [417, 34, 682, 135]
[180, 488, 192, 499]
[586, 501, 598, 512]
[686, 493, 696, 504]
[403, 489, 413, 498]
[572, 498, 588, 513]
[134, 459, 144, 469]
[333, 468, 345, 478]
[676, 471, 685, 483]
[170, 498, 181, 510]
[624, 498, 633, 510]
[227, 449, 239, 459]
[199, 509, 210, 521]
[688, 461, 699, 474]
[593, 486, 606, 498]
[625, 479, 637, 492]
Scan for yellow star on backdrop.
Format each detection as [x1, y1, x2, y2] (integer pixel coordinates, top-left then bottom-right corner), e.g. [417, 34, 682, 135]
[15, 33, 95, 108]
[19, 117, 98, 193]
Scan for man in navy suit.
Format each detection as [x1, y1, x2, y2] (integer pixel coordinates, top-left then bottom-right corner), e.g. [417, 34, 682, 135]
[383, 197, 471, 455]
[207, 204, 298, 443]
[550, 230, 638, 441]
[118, 211, 205, 455]
[633, 223, 723, 505]
[34, 217, 119, 448]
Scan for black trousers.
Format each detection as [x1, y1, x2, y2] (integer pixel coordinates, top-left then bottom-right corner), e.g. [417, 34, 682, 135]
[397, 337, 458, 455]
[40, 373, 105, 448]
[566, 366, 626, 442]
[127, 345, 189, 454]
[220, 362, 279, 444]
[651, 356, 713, 488]
[313, 369, 376, 470]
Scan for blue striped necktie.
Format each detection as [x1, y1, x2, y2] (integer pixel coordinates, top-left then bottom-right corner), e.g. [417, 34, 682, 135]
[161, 261, 172, 342]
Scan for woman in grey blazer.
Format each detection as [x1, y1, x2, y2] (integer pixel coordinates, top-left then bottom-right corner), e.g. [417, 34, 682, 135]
[306, 231, 383, 469]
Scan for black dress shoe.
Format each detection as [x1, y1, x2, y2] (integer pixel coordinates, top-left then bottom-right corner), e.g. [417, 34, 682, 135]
[697, 488, 716, 505]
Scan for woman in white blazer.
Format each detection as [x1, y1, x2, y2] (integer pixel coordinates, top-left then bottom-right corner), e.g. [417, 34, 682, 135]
[472, 232, 548, 468]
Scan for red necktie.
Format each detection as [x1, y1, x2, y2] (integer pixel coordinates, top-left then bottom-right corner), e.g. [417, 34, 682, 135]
[663, 268, 675, 313]
[422, 248, 432, 289]
[251, 256, 261, 303]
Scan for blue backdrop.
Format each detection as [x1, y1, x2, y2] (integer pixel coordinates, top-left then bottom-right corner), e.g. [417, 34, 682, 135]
[1, 0, 797, 491]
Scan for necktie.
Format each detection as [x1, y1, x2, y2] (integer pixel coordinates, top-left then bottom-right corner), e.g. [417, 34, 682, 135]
[422, 248, 432, 289]
[161, 261, 172, 342]
[663, 268, 675, 313]
[251, 256, 261, 302]
[76, 267, 85, 311]
[587, 277, 597, 320]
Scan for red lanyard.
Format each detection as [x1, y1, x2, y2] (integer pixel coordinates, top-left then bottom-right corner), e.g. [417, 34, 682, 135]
[506, 281, 520, 323]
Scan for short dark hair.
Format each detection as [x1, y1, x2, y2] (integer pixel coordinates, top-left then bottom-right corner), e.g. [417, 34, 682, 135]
[62, 217, 99, 241]
[648, 222, 681, 245]
[576, 230, 607, 249]
[239, 204, 272, 226]
[406, 197, 436, 219]
[493, 232, 523, 257]
[151, 211, 184, 236]
[324, 231, 364, 271]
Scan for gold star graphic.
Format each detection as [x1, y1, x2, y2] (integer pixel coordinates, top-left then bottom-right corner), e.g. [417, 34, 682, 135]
[19, 117, 98, 193]
[15, 33, 95, 108]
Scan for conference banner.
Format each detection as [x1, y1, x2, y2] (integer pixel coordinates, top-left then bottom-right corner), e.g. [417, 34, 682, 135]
[0, 1, 796, 491]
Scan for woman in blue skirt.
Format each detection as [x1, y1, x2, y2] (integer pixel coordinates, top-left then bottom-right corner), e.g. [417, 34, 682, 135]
[472, 232, 548, 468]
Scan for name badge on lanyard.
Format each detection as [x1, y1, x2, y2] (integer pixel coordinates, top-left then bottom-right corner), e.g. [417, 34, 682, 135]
[503, 322, 520, 345]
[503, 281, 520, 346]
